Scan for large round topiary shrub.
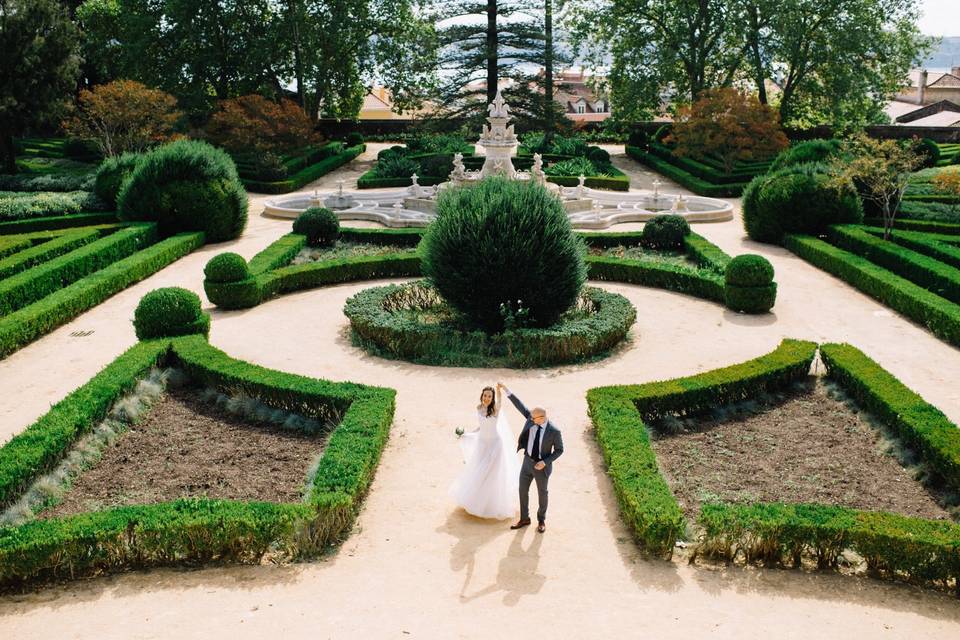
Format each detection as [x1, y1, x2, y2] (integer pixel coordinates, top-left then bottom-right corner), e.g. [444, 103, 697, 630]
[742, 163, 863, 244]
[133, 287, 210, 340]
[421, 177, 587, 332]
[641, 214, 690, 250]
[724, 254, 777, 313]
[94, 152, 143, 207]
[769, 139, 843, 172]
[345, 132, 364, 147]
[117, 139, 248, 243]
[293, 207, 339, 247]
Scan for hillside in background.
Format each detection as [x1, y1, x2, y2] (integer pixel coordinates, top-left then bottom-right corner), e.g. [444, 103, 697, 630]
[924, 36, 960, 69]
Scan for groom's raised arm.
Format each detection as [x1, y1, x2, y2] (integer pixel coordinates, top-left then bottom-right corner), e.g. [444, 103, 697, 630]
[502, 386, 531, 420]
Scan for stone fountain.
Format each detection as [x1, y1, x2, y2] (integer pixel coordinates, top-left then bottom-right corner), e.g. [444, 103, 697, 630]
[263, 89, 734, 228]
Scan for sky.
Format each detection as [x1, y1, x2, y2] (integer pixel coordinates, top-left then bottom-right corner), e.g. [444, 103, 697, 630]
[918, 0, 959, 37]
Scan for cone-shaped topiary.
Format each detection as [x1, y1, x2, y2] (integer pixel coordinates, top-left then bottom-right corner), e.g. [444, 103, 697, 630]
[641, 214, 690, 250]
[293, 207, 340, 247]
[724, 254, 777, 313]
[742, 163, 862, 244]
[94, 152, 143, 207]
[421, 177, 587, 332]
[117, 139, 248, 243]
[133, 287, 210, 340]
[204, 252, 250, 282]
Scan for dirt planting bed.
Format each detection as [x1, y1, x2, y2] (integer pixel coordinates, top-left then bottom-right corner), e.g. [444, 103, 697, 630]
[649, 379, 953, 522]
[41, 388, 327, 519]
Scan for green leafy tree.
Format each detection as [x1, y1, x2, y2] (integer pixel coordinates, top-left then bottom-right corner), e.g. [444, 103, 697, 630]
[0, 0, 80, 173]
[830, 134, 923, 240]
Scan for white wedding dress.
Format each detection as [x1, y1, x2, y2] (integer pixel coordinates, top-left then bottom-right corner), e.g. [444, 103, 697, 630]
[449, 407, 520, 519]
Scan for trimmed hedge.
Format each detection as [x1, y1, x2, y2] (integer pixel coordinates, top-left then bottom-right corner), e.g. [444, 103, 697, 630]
[865, 217, 960, 235]
[345, 281, 637, 368]
[625, 146, 748, 197]
[244, 145, 365, 194]
[724, 254, 777, 313]
[0, 232, 204, 358]
[865, 227, 960, 270]
[828, 225, 960, 304]
[0, 227, 101, 281]
[785, 234, 960, 347]
[0, 224, 157, 315]
[0, 334, 396, 587]
[587, 339, 817, 557]
[819, 342, 960, 493]
[0, 212, 118, 234]
[133, 287, 210, 340]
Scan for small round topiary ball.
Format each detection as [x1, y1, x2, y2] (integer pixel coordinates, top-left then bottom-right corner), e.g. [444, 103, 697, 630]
[346, 132, 364, 147]
[293, 207, 340, 247]
[421, 177, 587, 332]
[725, 254, 774, 287]
[724, 254, 777, 314]
[117, 139, 248, 243]
[133, 287, 210, 340]
[641, 214, 691, 250]
[204, 252, 250, 283]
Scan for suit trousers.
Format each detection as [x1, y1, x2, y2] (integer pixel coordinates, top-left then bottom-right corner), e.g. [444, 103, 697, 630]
[519, 454, 551, 523]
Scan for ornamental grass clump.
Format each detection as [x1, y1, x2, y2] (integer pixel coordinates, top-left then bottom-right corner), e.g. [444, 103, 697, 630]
[421, 177, 587, 332]
[117, 139, 248, 242]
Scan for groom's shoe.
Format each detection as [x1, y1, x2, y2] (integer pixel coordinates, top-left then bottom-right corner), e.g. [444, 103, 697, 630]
[537, 522, 546, 533]
[510, 519, 531, 530]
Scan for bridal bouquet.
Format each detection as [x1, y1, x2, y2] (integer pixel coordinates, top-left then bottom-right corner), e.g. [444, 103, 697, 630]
[455, 427, 465, 439]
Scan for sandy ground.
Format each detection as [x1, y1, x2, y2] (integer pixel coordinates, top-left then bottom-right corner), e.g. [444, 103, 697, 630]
[1, 144, 959, 639]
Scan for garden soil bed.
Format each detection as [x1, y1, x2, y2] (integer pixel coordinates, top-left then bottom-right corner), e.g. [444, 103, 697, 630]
[649, 379, 953, 522]
[291, 241, 412, 265]
[41, 388, 327, 519]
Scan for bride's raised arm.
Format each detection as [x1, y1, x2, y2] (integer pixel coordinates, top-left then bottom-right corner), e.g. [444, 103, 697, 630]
[494, 384, 503, 416]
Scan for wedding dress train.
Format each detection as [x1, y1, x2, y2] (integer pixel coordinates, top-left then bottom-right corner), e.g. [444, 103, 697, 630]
[449, 408, 520, 519]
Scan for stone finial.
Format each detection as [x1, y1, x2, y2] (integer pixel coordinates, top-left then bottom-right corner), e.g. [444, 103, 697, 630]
[487, 89, 511, 119]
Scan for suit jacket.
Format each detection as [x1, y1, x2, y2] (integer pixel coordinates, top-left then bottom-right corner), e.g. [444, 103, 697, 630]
[507, 392, 564, 465]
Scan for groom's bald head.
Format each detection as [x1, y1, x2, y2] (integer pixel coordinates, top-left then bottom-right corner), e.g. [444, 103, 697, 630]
[531, 407, 547, 424]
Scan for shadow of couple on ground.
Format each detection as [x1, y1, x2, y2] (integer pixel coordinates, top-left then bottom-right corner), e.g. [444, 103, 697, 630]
[438, 510, 546, 606]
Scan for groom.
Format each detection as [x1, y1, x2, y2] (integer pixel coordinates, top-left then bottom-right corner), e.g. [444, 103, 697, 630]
[497, 383, 564, 533]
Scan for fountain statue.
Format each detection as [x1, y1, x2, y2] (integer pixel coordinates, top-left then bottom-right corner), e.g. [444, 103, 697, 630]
[478, 89, 518, 179]
[262, 83, 734, 229]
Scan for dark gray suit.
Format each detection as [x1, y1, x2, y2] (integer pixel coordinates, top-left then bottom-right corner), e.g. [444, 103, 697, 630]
[507, 391, 564, 523]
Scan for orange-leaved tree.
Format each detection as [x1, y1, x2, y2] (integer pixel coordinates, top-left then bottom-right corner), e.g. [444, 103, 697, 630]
[932, 169, 960, 213]
[205, 95, 319, 155]
[666, 88, 789, 173]
[63, 80, 182, 157]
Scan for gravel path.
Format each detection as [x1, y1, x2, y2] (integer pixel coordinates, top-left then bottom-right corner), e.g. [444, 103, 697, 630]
[1, 145, 959, 639]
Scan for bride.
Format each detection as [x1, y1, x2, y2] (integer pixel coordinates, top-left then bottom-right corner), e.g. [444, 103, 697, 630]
[449, 385, 519, 519]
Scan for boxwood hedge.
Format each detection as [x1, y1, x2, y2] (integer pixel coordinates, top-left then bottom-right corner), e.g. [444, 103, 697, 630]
[0, 333, 396, 587]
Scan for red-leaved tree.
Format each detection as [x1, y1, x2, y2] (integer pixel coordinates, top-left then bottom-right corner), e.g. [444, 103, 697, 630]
[205, 95, 319, 154]
[63, 80, 182, 157]
[666, 88, 789, 173]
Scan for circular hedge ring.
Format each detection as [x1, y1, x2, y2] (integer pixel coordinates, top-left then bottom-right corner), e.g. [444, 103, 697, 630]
[344, 281, 636, 368]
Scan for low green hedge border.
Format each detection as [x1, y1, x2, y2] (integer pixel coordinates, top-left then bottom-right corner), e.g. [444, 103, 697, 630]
[0, 231, 204, 359]
[586, 339, 817, 558]
[785, 233, 960, 347]
[819, 342, 960, 494]
[647, 143, 765, 184]
[864, 227, 960, 270]
[0, 224, 157, 315]
[625, 146, 748, 197]
[865, 217, 960, 236]
[0, 227, 101, 281]
[345, 281, 637, 368]
[0, 333, 396, 588]
[698, 342, 960, 592]
[241, 145, 365, 194]
[827, 225, 960, 305]
[205, 229, 768, 315]
[590, 339, 960, 592]
[0, 212, 119, 235]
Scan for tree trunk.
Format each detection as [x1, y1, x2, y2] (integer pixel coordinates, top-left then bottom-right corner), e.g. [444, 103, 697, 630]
[486, 0, 498, 103]
[748, 6, 767, 104]
[289, 1, 306, 109]
[544, 0, 555, 141]
[0, 133, 16, 175]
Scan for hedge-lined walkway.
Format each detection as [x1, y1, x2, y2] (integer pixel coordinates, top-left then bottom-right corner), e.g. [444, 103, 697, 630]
[2, 146, 960, 638]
